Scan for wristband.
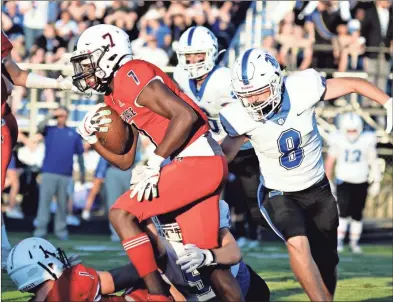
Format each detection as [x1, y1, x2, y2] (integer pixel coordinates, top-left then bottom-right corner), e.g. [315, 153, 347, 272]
[26, 72, 59, 89]
[206, 249, 217, 266]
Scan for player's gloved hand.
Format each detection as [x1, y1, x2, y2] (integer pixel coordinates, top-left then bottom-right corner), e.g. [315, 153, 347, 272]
[368, 182, 381, 197]
[130, 153, 165, 202]
[77, 103, 111, 144]
[384, 97, 392, 133]
[56, 75, 79, 92]
[176, 244, 217, 273]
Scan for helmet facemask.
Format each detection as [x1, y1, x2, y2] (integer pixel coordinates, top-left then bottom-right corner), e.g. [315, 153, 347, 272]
[71, 47, 110, 93]
[177, 48, 217, 79]
[235, 72, 283, 122]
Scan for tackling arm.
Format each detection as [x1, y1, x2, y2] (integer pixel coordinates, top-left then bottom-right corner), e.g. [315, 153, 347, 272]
[220, 135, 248, 163]
[211, 228, 242, 266]
[2, 53, 72, 90]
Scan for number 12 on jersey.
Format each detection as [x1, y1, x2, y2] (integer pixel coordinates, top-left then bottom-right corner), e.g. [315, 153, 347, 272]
[278, 129, 304, 169]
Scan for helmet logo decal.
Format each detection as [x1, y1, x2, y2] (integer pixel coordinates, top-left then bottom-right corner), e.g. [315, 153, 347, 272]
[102, 33, 115, 48]
[265, 53, 279, 68]
[241, 48, 254, 85]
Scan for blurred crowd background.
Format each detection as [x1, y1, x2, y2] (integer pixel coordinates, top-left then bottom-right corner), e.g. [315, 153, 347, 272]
[1, 0, 392, 243]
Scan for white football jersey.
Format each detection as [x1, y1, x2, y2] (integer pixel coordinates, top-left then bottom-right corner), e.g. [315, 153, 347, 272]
[220, 69, 327, 192]
[173, 65, 235, 142]
[155, 200, 238, 301]
[328, 131, 377, 183]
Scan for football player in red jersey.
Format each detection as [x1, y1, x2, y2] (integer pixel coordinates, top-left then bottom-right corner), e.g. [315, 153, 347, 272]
[6, 237, 154, 301]
[73, 24, 242, 301]
[1, 31, 74, 270]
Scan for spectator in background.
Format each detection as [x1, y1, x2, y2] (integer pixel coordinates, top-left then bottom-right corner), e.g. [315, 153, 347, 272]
[261, 34, 278, 58]
[305, 1, 344, 69]
[8, 34, 26, 63]
[82, 156, 134, 242]
[276, 11, 313, 70]
[61, 0, 86, 23]
[32, 24, 67, 63]
[132, 34, 169, 68]
[332, 19, 366, 72]
[55, 10, 79, 42]
[140, 8, 172, 52]
[18, 1, 49, 51]
[1, 1, 24, 37]
[358, 0, 393, 93]
[83, 2, 101, 27]
[33, 107, 85, 241]
[4, 154, 23, 220]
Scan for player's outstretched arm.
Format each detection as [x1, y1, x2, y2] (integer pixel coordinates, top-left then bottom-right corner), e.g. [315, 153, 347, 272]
[324, 78, 392, 132]
[98, 263, 140, 295]
[2, 53, 73, 90]
[220, 135, 247, 163]
[137, 79, 199, 159]
[176, 228, 242, 273]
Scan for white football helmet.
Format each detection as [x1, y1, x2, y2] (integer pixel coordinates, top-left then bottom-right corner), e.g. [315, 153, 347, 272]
[339, 112, 364, 142]
[177, 26, 218, 79]
[231, 48, 283, 122]
[70, 24, 132, 93]
[7, 237, 70, 292]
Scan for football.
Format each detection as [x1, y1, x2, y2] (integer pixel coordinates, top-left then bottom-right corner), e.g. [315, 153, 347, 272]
[94, 105, 133, 155]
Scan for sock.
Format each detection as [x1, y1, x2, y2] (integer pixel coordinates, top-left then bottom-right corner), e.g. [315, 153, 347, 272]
[350, 220, 363, 246]
[122, 233, 158, 278]
[2, 223, 11, 250]
[337, 217, 349, 244]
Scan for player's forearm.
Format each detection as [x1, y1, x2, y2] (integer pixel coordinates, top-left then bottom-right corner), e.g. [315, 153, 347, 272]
[220, 135, 245, 163]
[352, 78, 391, 106]
[4, 55, 62, 89]
[325, 77, 390, 105]
[92, 142, 137, 170]
[211, 242, 242, 265]
[154, 111, 198, 158]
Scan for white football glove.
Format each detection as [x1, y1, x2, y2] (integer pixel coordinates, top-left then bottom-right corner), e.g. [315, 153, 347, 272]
[130, 153, 165, 202]
[368, 182, 381, 197]
[176, 244, 216, 273]
[77, 103, 111, 144]
[56, 75, 79, 92]
[384, 98, 392, 133]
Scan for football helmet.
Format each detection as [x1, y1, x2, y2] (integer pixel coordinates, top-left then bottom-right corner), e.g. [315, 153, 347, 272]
[7, 237, 70, 292]
[70, 24, 132, 93]
[231, 48, 283, 122]
[339, 112, 364, 142]
[177, 26, 218, 79]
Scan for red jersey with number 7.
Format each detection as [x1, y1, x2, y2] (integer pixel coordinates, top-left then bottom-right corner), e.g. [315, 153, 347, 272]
[104, 60, 209, 152]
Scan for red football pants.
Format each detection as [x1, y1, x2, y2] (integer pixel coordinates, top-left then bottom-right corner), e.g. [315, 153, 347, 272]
[112, 155, 228, 249]
[1, 112, 18, 191]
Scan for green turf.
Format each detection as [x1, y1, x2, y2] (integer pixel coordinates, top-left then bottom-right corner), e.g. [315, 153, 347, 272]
[2, 232, 392, 301]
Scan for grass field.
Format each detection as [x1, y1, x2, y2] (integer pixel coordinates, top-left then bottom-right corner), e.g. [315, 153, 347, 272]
[2, 232, 392, 301]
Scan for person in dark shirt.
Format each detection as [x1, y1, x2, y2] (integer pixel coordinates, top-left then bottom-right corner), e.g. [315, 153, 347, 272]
[32, 24, 67, 61]
[33, 106, 85, 240]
